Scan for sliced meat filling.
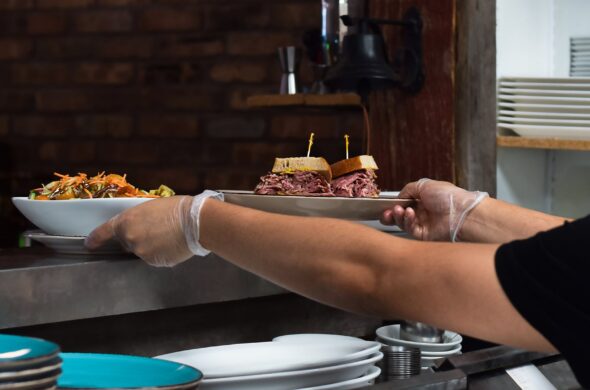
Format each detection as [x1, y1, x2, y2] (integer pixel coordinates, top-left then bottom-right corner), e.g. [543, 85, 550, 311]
[331, 169, 380, 198]
[254, 171, 334, 196]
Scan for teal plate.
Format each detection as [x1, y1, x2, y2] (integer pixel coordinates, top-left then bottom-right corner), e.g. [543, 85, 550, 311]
[58, 353, 202, 389]
[0, 334, 59, 363]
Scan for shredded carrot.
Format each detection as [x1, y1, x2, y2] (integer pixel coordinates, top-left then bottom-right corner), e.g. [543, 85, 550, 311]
[29, 172, 174, 200]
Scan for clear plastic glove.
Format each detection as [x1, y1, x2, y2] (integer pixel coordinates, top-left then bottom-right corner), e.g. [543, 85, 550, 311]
[380, 179, 488, 242]
[84, 191, 224, 267]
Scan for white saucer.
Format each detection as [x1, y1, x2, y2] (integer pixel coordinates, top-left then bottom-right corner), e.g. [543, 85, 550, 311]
[295, 365, 381, 390]
[24, 231, 126, 256]
[376, 324, 462, 352]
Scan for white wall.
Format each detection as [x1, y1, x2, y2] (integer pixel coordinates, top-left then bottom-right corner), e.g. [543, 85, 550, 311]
[553, 0, 590, 76]
[496, 0, 590, 217]
[496, 0, 554, 78]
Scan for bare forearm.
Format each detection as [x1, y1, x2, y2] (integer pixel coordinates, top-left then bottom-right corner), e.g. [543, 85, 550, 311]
[199, 200, 553, 352]
[199, 199, 407, 315]
[461, 198, 568, 243]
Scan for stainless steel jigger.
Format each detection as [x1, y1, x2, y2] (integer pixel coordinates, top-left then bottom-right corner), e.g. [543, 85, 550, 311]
[278, 46, 301, 95]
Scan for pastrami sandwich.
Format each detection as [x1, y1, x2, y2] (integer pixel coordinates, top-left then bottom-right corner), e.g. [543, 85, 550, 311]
[254, 157, 334, 196]
[330, 155, 380, 198]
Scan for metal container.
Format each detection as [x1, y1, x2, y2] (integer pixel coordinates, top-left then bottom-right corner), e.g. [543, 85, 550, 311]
[380, 345, 421, 380]
[400, 321, 445, 343]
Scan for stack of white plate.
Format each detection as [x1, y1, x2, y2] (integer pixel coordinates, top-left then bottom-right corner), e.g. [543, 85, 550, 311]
[498, 77, 590, 140]
[156, 334, 383, 390]
[0, 334, 62, 390]
[571, 37, 590, 77]
[376, 325, 462, 369]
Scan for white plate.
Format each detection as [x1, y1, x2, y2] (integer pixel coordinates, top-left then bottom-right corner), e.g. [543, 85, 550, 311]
[272, 334, 381, 357]
[498, 123, 590, 140]
[23, 231, 126, 256]
[498, 116, 590, 126]
[156, 341, 378, 379]
[498, 94, 590, 105]
[498, 110, 590, 119]
[499, 88, 590, 97]
[376, 325, 462, 352]
[197, 353, 382, 390]
[221, 191, 413, 221]
[295, 365, 380, 390]
[500, 77, 590, 83]
[498, 102, 590, 114]
[420, 345, 462, 357]
[499, 81, 590, 90]
[12, 197, 153, 237]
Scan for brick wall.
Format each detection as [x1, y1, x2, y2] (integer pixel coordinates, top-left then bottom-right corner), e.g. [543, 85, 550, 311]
[0, 0, 363, 246]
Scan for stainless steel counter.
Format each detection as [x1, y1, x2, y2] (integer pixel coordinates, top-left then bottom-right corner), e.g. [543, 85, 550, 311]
[0, 248, 286, 329]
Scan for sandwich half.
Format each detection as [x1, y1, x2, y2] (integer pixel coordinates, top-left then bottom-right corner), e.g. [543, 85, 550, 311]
[254, 157, 334, 196]
[330, 155, 380, 197]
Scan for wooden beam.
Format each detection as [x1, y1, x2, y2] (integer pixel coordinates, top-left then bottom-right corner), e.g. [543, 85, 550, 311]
[455, 0, 497, 195]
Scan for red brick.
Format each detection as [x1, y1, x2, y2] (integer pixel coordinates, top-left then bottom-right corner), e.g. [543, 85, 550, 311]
[199, 142, 233, 165]
[13, 116, 74, 137]
[206, 117, 265, 139]
[145, 168, 200, 194]
[37, 0, 95, 9]
[270, 115, 340, 138]
[68, 141, 96, 163]
[0, 117, 8, 136]
[75, 115, 133, 138]
[0, 0, 34, 10]
[36, 89, 139, 112]
[138, 115, 199, 137]
[139, 8, 202, 32]
[206, 4, 270, 30]
[27, 13, 68, 35]
[36, 37, 96, 59]
[11, 63, 69, 84]
[270, 3, 320, 29]
[39, 142, 62, 161]
[228, 87, 272, 110]
[210, 62, 268, 83]
[36, 90, 91, 112]
[96, 0, 149, 6]
[97, 37, 153, 58]
[0, 14, 26, 35]
[72, 63, 134, 85]
[157, 36, 223, 58]
[227, 32, 295, 55]
[102, 142, 160, 164]
[143, 89, 221, 111]
[232, 142, 303, 167]
[0, 39, 32, 60]
[74, 10, 133, 33]
[0, 91, 35, 112]
[203, 170, 259, 191]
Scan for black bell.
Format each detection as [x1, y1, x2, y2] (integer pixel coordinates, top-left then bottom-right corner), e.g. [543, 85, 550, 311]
[325, 18, 397, 92]
[325, 11, 424, 95]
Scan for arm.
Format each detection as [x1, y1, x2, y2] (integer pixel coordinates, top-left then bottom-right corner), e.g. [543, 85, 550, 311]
[381, 179, 568, 243]
[85, 195, 555, 353]
[199, 200, 554, 352]
[460, 197, 568, 243]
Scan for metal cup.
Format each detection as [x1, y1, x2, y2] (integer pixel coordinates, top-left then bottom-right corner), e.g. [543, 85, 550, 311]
[277, 46, 301, 95]
[400, 321, 445, 343]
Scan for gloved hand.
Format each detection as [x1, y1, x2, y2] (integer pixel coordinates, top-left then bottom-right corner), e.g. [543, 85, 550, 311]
[84, 190, 224, 267]
[380, 179, 488, 242]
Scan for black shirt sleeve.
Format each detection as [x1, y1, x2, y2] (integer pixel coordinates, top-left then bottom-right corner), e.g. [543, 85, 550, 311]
[495, 215, 590, 388]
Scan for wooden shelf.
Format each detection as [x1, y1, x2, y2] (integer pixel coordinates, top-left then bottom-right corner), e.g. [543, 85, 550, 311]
[497, 135, 590, 151]
[246, 93, 362, 108]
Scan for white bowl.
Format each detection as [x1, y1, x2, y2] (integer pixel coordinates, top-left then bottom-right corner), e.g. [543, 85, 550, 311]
[376, 324, 462, 352]
[12, 197, 154, 237]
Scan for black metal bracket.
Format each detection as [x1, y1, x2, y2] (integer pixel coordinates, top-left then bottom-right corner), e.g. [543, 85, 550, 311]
[342, 7, 424, 94]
